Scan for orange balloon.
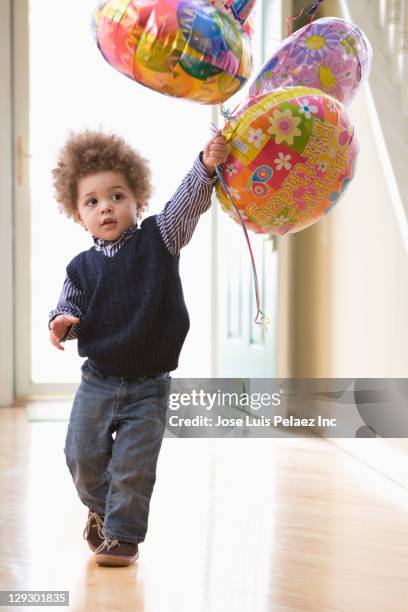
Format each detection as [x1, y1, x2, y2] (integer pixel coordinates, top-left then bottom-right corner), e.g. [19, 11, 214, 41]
[216, 87, 359, 235]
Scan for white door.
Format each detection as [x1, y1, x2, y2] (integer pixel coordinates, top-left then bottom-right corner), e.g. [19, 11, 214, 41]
[216, 0, 286, 377]
[217, 210, 278, 377]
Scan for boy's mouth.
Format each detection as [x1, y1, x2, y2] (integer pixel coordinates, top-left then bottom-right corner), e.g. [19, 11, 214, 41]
[101, 218, 117, 227]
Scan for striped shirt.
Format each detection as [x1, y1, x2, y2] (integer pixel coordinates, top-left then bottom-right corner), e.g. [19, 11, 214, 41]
[49, 152, 220, 341]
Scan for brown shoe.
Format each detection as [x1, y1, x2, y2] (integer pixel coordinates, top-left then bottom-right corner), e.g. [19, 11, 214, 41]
[94, 537, 139, 567]
[83, 510, 105, 552]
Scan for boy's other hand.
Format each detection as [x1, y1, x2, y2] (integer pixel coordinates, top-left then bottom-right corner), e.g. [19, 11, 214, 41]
[49, 314, 80, 351]
[203, 132, 229, 177]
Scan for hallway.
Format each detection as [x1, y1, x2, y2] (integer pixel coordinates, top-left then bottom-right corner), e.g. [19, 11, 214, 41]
[1, 406, 407, 611]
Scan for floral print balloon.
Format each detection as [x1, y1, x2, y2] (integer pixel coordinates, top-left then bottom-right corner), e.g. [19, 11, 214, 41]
[215, 87, 359, 236]
[249, 17, 373, 106]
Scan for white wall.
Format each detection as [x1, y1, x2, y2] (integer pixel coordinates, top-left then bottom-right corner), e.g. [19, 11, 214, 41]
[329, 89, 408, 377]
[286, 0, 408, 379]
[284, 0, 408, 477]
[331, 0, 408, 470]
[0, 0, 14, 406]
[327, 0, 408, 377]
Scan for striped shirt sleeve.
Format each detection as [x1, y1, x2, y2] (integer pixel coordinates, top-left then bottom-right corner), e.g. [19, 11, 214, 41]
[156, 152, 223, 256]
[48, 274, 86, 341]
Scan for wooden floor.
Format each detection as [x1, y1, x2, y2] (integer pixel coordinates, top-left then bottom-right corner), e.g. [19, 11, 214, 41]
[1, 406, 408, 612]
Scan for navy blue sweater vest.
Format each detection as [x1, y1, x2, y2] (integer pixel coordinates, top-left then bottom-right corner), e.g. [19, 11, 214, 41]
[66, 215, 190, 377]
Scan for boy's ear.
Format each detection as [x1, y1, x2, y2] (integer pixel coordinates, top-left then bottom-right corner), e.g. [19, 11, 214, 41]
[73, 210, 87, 230]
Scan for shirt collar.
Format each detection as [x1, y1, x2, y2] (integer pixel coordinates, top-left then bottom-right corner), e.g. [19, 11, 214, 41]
[92, 223, 138, 248]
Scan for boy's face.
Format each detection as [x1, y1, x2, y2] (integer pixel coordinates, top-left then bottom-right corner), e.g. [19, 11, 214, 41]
[75, 171, 139, 240]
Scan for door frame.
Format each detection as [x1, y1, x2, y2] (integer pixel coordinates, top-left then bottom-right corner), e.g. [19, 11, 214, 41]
[13, 0, 79, 399]
[0, 0, 14, 406]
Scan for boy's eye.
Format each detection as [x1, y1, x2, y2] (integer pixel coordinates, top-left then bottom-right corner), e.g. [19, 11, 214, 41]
[86, 198, 97, 206]
[112, 193, 124, 201]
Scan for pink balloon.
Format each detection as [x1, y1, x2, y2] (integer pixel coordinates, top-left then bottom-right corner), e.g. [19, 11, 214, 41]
[249, 17, 373, 105]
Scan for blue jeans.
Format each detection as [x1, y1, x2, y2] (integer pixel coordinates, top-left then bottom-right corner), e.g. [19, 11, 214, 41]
[64, 360, 171, 544]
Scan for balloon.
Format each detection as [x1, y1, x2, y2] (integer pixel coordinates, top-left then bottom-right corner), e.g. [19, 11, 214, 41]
[215, 87, 359, 236]
[230, 0, 257, 24]
[93, 0, 253, 104]
[90, 0, 107, 40]
[211, 0, 257, 25]
[249, 18, 372, 105]
[242, 11, 255, 37]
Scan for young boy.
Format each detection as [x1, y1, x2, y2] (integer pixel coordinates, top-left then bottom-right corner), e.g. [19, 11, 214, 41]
[49, 129, 228, 567]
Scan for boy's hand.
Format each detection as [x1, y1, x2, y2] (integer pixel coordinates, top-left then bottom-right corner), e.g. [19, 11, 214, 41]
[203, 132, 229, 177]
[49, 314, 80, 351]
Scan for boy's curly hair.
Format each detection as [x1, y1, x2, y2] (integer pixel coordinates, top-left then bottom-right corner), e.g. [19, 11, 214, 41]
[52, 130, 152, 220]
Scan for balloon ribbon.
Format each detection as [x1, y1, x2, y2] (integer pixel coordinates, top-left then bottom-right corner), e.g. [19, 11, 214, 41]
[286, 0, 324, 35]
[211, 118, 270, 332]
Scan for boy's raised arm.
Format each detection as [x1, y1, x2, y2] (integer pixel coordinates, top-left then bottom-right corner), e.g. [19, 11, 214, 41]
[156, 133, 228, 256]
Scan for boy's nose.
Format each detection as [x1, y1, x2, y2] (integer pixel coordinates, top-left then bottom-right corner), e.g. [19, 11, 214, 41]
[100, 200, 114, 212]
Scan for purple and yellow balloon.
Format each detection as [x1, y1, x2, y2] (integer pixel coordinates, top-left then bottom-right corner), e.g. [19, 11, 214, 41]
[249, 17, 373, 106]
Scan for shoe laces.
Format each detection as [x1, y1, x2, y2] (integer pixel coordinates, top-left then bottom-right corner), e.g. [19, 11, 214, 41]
[83, 511, 105, 541]
[94, 537, 120, 554]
